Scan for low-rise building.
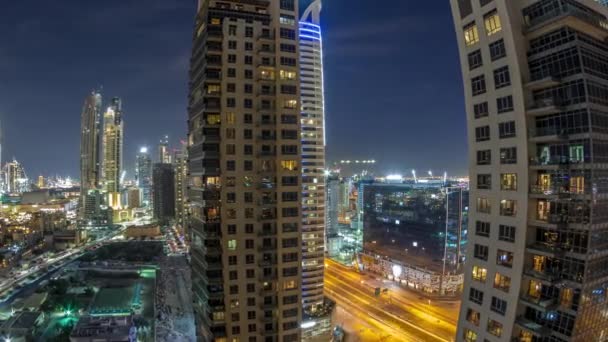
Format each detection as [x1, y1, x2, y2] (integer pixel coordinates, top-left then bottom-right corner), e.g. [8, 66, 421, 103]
[125, 224, 161, 239]
[70, 315, 135, 342]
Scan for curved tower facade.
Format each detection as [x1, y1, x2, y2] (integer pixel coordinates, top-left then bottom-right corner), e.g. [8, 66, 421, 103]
[450, 0, 608, 341]
[299, 0, 326, 318]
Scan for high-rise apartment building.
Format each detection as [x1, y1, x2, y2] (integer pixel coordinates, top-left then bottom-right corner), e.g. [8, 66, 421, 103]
[159, 135, 172, 164]
[153, 163, 175, 224]
[188, 0, 303, 340]
[79, 91, 102, 208]
[450, 0, 608, 340]
[102, 97, 124, 209]
[136, 147, 153, 207]
[299, 0, 326, 324]
[174, 141, 188, 227]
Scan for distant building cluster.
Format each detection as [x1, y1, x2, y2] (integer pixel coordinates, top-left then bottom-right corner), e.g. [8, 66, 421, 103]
[77, 90, 189, 230]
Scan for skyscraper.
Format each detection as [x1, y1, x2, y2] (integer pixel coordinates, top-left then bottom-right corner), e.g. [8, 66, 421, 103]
[152, 163, 175, 224]
[136, 147, 153, 207]
[450, 0, 608, 340]
[174, 141, 188, 228]
[102, 97, 124, 209]
[79, 90, 102, 208]
[299, 0, 326, 320]
[188, 1, 303, 340]
[4, 159, 28, 194]
[159, 135, 172, 164]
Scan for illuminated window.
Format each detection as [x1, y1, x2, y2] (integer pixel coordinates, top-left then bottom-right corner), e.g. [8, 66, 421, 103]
[463, 328, 477, 342]
[494, 273, 511, 292]
[281, 160, 298, 171]
[226, 112, 236, 125]
[212, 311, 225, 321]
[260, 69, 275, 80]
[283, 99, 298, 109]
[211, 18, 221, 25]
[280, 70, 297, 80]
[500, 173, 517, 191]
[477, 197, 490, 214]
[487, 319, 503, 337]
[228, 240, 237, 250]
[484, 11, 502, 36]
[570, 176, 585, 194]
[496, 249, 513, 268]
[499, 199, 516, 217]
[472, 266, 487, 282]
[206, 114, 221, 125]
[280, 14, 296, 26]
[528, 279, 542, 299]
[466, 308, 480, 326]
[207, 84, 220, 94]
[463, 23, 479, 46]
[283, 280, 296, 290]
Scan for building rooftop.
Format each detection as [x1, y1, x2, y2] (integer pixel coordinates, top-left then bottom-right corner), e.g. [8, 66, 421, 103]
[70, 315, 133, 340]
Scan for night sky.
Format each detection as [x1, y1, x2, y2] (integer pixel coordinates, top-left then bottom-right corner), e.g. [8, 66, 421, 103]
[0, 0, 467, 179]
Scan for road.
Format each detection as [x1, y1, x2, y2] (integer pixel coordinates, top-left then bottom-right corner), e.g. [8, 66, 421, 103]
[0, 222, 133, 301]
[325, 258, 458, 342]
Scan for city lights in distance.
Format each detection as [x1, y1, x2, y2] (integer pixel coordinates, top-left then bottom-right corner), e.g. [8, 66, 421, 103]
[140, 147, 148, 153]
[339, 160, 376, 164]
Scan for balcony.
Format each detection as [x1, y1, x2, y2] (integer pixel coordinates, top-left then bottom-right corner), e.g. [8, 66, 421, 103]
[529, 128, 572, 142]
[256, 119, 276, 126]
[525, 1, 608, 41]
[529, 156, 583, 169]
[257, 33, 275, 42]
[529, 185, 575, 199]
[257, 151, 276, 158]
[258, 182, 276, 190]
[258, 244, 277, 252]
[258, 258, 277, 267]
[258, 229, 277, 237]
[515, 316, 551, 336]
[259, 273, 278, 282]
[527, 98, 565, 116]
[526, 242, 567, 259]
[526, 74, 561, 91]
[260, 302, 278, 311]
[523, 267, 561, 284]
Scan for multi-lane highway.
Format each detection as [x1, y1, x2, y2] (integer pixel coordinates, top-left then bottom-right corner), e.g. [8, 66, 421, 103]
[0, 223, 131, 302]
[325, 258, 458, 342]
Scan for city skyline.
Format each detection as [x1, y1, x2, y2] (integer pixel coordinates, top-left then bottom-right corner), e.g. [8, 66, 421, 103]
[0, 1, 468, 178]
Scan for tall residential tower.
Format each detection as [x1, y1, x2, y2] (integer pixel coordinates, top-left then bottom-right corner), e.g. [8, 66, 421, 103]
[79, 91, 102, 200]
[136, 147, 153, 207]
[299, 0, 328, 333]
[188, 1, 303, 340]
[450, 0, 608, 340]
[102, 97, 124, 209]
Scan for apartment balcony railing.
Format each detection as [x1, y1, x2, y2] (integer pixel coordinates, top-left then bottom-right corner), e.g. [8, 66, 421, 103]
[258, 244, 277, 252]
[527, 98, 566, 116]
[530, 185, 585, 198]
[525, 0, 608, 38]
[524, 267, 562, 283]
[515, 315, 552, 336]
[530, 127, 572, 139]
